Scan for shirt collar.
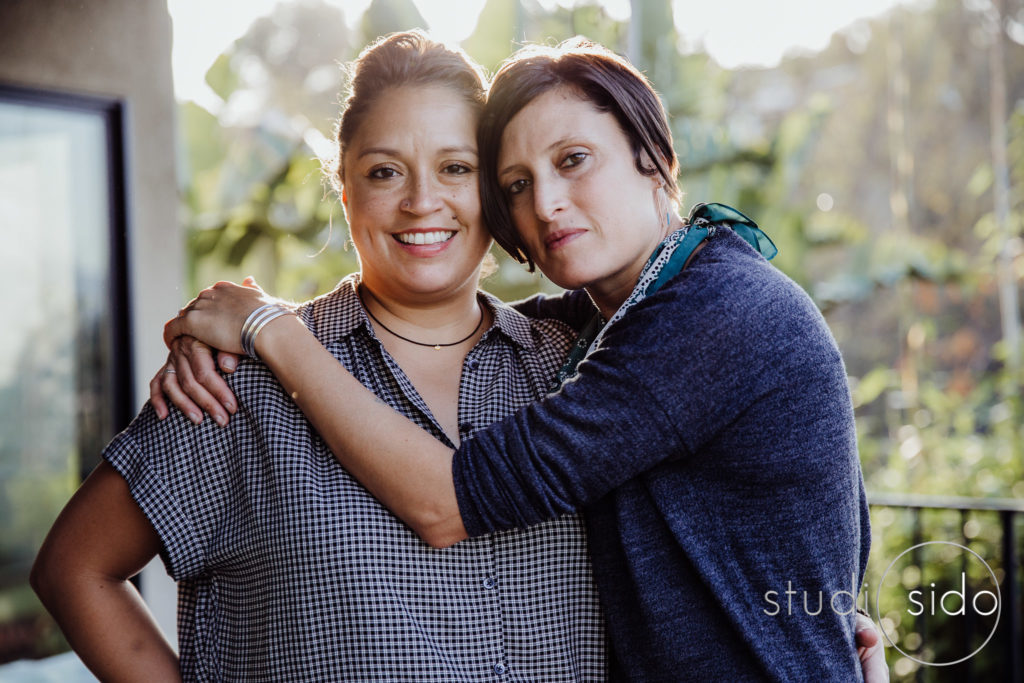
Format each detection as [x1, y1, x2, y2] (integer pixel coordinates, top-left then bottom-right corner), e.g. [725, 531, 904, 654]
[301, 274, 370, 345]
[303, 273, 537, 351]
[479, 289, 537, 350]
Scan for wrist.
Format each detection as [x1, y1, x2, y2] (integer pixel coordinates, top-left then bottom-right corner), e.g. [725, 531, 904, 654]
[253, 312, 306, 361]
[240, 304, 296, 358]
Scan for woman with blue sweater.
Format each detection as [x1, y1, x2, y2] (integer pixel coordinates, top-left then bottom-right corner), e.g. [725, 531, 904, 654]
[163, 38, 880, 681]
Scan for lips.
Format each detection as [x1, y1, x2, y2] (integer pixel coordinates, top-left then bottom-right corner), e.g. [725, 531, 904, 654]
[544, 228, 586, 250]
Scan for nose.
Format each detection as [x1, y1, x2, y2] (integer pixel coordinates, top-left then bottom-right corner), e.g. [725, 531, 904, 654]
[400, 175, 445, 216]
[532, 176, 568, 223]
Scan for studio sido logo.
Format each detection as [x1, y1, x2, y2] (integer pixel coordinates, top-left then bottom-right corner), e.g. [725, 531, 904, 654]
[875, 541, 1001, 666]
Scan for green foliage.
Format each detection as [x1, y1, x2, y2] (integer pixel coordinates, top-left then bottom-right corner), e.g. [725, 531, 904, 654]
[361, 0, 427, 44]
[178, 0, 1024, 507]
[204, 51, 240, 102]
[462, 0, 524, 72]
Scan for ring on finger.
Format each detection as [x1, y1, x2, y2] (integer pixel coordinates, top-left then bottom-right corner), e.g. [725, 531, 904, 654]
[164, 367, 177, 374]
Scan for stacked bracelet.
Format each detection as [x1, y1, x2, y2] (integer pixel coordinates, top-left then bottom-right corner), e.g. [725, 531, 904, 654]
[240, 303, 296, 358]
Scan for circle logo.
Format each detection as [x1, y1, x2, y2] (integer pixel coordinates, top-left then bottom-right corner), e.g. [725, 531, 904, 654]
[875, 541, 1001, 666]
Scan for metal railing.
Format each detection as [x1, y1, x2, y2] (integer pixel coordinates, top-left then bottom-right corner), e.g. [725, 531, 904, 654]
[867, 492, 1024, 681]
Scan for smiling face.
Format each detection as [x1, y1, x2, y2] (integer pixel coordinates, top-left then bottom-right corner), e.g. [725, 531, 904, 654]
[497, 86, 669, 316]
[341, 85, 491, 305]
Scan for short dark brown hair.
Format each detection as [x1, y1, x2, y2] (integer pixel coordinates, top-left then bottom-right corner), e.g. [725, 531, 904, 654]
[478, 38, 680, 270]
[328, 30, 487, 193]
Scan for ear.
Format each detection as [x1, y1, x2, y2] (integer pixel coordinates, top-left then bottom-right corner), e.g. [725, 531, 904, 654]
[638, 148, 668, 187]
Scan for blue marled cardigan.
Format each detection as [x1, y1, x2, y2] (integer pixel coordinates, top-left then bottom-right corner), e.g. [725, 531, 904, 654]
[456, 228, 870, 681]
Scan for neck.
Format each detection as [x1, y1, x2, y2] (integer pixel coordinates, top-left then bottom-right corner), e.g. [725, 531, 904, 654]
[586, 213, 685, 320]
[587, 286, 630, 322]
[358, 278, 485, 346]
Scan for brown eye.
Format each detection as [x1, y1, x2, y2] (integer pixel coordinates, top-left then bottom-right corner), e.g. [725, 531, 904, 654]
[443, 163, 473, 175]
[506, 178, 530, 196]
[369, 167, 398, 179]
[560, 152, 588, 169]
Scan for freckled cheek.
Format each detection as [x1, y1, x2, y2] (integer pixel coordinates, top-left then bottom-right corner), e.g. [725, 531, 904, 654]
[346, 196, 401, 249]
[355, 194, 398, 221]
[450, 185, 479, 214]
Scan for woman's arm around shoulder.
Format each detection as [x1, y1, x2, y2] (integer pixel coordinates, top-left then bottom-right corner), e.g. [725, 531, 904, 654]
[510, 288, 596, 332]
[163, 279, 467, 547]
[31, 461, 180, 682]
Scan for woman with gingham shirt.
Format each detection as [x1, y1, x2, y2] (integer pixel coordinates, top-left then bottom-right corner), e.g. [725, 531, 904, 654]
[31, 32, 606, 682]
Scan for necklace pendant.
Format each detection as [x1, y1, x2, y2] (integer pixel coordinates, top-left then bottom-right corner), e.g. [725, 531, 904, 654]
[434, 344, 442, 350]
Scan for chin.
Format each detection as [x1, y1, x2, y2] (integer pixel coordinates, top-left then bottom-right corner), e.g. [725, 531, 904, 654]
[538, 264, 593, 292]
[411, 267, 482, 294]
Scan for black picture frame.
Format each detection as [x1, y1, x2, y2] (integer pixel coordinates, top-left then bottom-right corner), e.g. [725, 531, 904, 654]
[0, 82, 134, 479]
[0, 82, 135, 663]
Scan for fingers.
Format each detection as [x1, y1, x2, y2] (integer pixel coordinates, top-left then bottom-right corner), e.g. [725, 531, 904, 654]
[216, 350, 241, 374]
[173, 337, 235, 426]
[161, 356, 206, 425]
[185, 340, 238, 415]
[166, 281, 268, 353]
[164, 313, 187, 348]
[163, 305, 210, 348]
[146, 337, 244, 426]
[148, 364, 172, 420]
[860, 642, 889, 682]
[854, 612, 879, 648]
[855, 612, 889, 683]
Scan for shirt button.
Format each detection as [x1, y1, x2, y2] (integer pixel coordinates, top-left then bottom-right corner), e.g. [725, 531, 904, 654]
[467, 359, 480, 371]
[482, 577, 497, 589]
[459, 422, 474, 434]
[493, 662, 507, 675]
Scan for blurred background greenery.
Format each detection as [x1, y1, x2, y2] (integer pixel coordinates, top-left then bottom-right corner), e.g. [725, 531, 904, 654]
[182, 0, 1024, 496]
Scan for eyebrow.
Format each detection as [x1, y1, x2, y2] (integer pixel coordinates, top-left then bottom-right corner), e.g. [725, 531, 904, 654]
[357, 145, 478, 160]
[440, 145, 478, 156]
[498, 136, 575, 179]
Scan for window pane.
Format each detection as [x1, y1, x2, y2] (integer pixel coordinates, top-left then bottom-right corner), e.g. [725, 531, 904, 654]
[0, 95, 121, 662]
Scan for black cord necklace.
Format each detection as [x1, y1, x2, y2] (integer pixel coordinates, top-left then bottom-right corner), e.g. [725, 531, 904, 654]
[359, 289, 485, 350]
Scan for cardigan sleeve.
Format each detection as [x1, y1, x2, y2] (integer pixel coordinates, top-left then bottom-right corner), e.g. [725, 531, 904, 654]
[454, 233, 846, 536]
[509, 289, 597, 332]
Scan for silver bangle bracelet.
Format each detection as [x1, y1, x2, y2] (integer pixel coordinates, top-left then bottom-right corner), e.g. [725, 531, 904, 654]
[240, 303, 295, 358]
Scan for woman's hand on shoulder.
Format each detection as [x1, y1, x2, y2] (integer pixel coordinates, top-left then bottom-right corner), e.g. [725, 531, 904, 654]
[164, 276, 272, 354]
[149, 336, 239, 427]
[153, 276, 275, 426]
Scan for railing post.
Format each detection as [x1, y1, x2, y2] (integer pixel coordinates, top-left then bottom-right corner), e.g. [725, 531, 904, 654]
[1002, 510, 1020, 682]
[912, 508, 925, 683]
[961, 510, 973, 682]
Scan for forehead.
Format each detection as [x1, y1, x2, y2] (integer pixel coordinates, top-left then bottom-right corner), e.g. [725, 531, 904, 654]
[497, 86, 622, 163]
[349, 84, 479, 153]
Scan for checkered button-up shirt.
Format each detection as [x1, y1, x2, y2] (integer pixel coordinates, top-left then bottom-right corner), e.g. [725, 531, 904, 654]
[104, 275, 607, 682]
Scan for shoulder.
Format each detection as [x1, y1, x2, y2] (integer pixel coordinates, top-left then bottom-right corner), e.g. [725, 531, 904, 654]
[662, 230, 822, 325]
[112, 401, 216, 455]
[617, 230, 839, 364]
[480, 290, 576, 356]
[293, 274, 364, 346]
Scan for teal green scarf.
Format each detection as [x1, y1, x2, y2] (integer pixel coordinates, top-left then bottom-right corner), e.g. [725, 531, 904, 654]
[549, 203, 777, 391]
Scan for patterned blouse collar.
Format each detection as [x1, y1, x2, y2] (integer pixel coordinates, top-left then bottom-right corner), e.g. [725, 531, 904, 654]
[304, 273, 539, 350]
